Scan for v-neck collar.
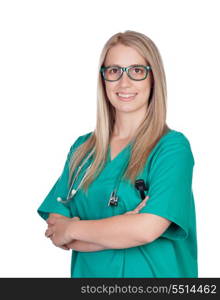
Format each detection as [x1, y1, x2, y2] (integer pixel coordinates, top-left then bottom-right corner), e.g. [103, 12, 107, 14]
[107, 141, 132, 163]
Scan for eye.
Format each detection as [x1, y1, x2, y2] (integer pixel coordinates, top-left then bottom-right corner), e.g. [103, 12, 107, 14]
[109, 67, 120, 74]
[133, 67, 143, 74]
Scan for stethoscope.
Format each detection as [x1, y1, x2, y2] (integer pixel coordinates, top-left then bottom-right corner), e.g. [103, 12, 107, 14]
[57, 148, 95, 204]
[57, 147, 148, 206]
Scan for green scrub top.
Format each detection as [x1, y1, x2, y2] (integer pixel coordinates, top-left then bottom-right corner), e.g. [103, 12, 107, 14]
[37, 129, 198, 278]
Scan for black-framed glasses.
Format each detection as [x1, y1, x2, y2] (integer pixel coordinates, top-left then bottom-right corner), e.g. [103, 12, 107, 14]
[100, 64, 151, 82]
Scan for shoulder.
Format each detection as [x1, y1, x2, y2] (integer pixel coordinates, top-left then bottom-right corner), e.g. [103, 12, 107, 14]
[156, 129, 192, 150]
[149, 129, 195, 167]
[76, 131, 93, 144]
[65, 131, 93, 162]
[69, 131, 93, 152]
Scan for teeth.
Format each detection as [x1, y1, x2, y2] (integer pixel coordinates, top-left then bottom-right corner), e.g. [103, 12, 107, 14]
[118, 93, 136, 98]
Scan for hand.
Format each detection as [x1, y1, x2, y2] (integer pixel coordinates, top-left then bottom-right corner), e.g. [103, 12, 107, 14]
[45, 215, 80, 248]
[46, 214, 73, 250]
[46, 214, 69, 250]
[124, 195, 149, 215]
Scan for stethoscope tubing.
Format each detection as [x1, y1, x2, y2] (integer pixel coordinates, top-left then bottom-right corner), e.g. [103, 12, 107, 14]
[57, 148, 95, 204]
[57, 143, 133, 206]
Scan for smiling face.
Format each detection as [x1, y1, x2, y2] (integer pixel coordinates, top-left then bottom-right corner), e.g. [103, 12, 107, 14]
[103, 43, 153, 114]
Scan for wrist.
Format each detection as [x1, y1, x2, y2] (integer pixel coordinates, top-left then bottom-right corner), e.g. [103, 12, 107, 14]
[68, 218, 80, 240]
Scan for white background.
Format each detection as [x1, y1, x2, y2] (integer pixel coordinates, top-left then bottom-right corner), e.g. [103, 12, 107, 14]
[0, 0, 219, 277]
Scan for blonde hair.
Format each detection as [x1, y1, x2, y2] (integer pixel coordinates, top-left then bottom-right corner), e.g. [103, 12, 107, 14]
[69, 30, 170, 194]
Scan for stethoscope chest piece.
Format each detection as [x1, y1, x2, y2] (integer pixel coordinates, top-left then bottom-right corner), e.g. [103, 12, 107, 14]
[108, 190, 119, 206]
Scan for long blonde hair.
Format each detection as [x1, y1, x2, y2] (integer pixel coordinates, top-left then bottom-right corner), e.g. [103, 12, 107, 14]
[69, 30, 170, 194]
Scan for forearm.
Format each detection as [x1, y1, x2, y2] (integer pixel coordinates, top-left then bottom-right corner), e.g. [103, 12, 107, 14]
[69, 214, 150, 249]
[67, 240, 109, 252]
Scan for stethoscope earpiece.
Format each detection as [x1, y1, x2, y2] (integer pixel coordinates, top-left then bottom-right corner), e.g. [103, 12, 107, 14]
[57, 197, 66, 204]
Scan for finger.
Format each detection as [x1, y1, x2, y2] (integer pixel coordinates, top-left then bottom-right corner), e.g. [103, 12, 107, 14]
[66, 241, 75, 248]
[50, 213, 66, 219]
[141, 195, 150, 203]
[47, 223, 53, 230]
[46, 217, 55, 225]
[45, 229, 53, 238]
[124, 196, 150, 215]
[72, 217, 80, 221]
[135, 199, 149, 211]
[124, 205, 145, 215]
[137, 203, 146, 210]
[124, 211, 136, 215]
[133, 203, 145, 213]
[60, 245, 70, 250]
[130, 201, 149, 214]
[136, 196, 150, 209]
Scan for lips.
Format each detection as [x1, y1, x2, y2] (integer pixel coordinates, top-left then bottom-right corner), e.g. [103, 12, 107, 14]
[116, 92, 137, 101]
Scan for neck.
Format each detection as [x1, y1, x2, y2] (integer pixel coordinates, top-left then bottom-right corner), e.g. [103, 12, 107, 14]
[112, 108, 147, 139]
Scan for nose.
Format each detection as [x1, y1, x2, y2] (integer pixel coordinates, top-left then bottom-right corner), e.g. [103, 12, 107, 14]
[117, 71, 133, 87]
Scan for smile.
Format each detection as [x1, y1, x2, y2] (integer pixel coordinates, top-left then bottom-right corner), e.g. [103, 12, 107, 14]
[116, 93, 137, 101]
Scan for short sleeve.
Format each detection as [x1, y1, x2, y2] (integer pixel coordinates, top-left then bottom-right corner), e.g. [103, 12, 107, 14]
[140, 134, 195, 241]
[37, 136, 82, 221]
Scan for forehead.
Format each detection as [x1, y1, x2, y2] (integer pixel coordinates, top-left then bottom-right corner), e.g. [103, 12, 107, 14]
[104, 44, 146, 66]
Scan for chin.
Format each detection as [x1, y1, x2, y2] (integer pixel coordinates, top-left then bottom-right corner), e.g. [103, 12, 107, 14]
[114, 104, 139, 113]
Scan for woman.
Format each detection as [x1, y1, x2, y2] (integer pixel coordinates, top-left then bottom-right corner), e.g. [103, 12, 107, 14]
[38, 30, 198, 278]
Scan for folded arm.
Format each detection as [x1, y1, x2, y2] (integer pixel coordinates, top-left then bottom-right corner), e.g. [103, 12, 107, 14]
[67, 213, 171, 249]
[47, 197, 151, 251]
[48, 203, 171, 250]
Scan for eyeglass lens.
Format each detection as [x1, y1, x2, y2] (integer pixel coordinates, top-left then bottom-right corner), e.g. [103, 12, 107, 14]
[104, 66, 148, 81]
